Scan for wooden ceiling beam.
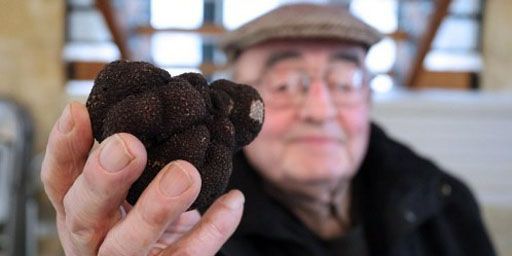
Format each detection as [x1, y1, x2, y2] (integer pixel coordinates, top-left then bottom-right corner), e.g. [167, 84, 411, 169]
[406, 0, 452, 88]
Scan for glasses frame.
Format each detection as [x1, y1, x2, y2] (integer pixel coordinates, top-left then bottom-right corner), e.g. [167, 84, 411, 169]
[251, 63, 372, 109]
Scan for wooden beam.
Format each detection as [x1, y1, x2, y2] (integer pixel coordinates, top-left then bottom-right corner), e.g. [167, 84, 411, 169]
[67, 61, 108, 80]
[95, 0, 132, 60]
[199, 62, 227, 76]
[406, 0, 452, 88]
[388, 30, 409, 41]
[136, 23, 226, 36]
[415, 71, 475, 90]
[66, 61, 228, 80]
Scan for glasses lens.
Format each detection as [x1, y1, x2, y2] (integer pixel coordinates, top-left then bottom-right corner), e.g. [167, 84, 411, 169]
[327, 64, 366, 105]
[260, 68, 304, 108]
[259, 63, 366, 108]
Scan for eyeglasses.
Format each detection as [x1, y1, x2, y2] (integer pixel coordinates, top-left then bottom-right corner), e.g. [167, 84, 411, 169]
[254, 62, 368, 109]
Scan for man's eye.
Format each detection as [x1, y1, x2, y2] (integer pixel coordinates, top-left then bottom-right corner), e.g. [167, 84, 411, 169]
[334, 83, 354, 93]
[274, 83, 290, 92]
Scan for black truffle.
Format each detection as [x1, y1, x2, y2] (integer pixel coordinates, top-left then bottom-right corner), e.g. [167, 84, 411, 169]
[86, 60, 264, 210]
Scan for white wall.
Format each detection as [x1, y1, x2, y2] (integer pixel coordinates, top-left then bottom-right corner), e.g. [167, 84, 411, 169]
[372, 90, 512, 255]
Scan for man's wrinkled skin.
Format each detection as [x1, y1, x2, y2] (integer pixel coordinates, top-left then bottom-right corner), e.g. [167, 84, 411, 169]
[236, 40, 371, 238]
[41, 102, 244, 255]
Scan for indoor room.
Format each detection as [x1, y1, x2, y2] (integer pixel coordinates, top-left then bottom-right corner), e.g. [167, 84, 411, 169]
[0, 0, 511, 255]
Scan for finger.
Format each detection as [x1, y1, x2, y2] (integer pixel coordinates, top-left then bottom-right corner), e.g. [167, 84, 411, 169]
[98, 160, 202, 256]
[62, 133, 147, 254]
[155, 210, 202, 246]
[164, 210, 201, 235]
[163, 190, 244, 256]
[41, 102, 94, 215]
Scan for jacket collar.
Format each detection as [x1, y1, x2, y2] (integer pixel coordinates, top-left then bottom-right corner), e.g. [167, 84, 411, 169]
[229, 151, 315, 243]
[353, 123, 445, 244]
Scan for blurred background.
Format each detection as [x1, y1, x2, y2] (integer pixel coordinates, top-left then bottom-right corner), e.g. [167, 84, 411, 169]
[0, 0, 510, 255]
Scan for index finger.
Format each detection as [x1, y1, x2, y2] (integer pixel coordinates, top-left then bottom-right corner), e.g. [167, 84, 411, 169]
[41, 102, 94, 215]
[162, 190, 244, 256]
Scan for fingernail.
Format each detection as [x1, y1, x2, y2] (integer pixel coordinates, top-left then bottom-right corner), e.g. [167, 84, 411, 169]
[159, 162, 193, 197]
[222, 190, 244, 210]
[58, 104, 74, 133]
[99, 134, 134, 172]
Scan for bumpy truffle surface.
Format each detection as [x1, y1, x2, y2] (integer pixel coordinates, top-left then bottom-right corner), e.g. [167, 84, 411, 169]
[86, 60, 264, 210]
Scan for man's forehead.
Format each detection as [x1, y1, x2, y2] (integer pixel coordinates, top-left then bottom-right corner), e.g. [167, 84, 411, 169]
[265, 48, 363, 67]
[234, 39, 366, 80]
[243, 40, 365, 62]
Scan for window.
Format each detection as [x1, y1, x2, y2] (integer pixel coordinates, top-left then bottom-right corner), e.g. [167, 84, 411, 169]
[351, 0, 398, 92]
[151, 0, 204, 29]
[64, 0, 485, 96]
[151, 33, 202, 67]
[223, 0, 280, 30]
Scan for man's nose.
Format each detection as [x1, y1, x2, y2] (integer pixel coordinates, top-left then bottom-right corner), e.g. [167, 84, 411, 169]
[298, 79, 337, 123]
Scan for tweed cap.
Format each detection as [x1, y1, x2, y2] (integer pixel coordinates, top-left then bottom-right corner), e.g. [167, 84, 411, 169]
[220, 3, 383, 61]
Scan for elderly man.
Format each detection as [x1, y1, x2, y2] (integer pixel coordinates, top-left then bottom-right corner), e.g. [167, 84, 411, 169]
[218, 4, 495, 255]
[41, 3, 495, 256]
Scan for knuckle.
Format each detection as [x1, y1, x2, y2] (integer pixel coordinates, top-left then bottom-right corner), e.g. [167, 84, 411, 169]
[135, 193, 183, 230]
[203, 220, 228, 240]
[65, 213, 107, 254]
[97, 247, 115, 256]
[40, 161, 51, 185]
[62, 193, 97, 244]
[165, 246, 196, 256]
[99, 228, 154, 256]
[40, 173, 56, 197]
[135, 204, 168, 231]
[67, 222, 97, 248]
[62, 188, 75, 212]
[40, 169, 62, 198]
[98, 247, 126, 256]
[174, 250, 196, 256]
[98, 239, 132, 256]
[66, 214, 95, 241]
[148, 247, 164, 256]
[40, 156, 60, 189]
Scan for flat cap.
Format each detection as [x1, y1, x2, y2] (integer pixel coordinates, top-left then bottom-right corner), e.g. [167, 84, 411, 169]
[220, 3, 383, 61]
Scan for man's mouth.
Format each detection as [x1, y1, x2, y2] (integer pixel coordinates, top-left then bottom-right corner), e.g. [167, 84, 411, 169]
[290, 136, 344, 145]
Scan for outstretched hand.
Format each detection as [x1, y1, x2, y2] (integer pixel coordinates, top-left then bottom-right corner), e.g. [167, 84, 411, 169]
[41, 102, 244, 255]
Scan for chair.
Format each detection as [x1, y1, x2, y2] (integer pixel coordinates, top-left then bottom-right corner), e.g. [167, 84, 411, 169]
[0, 98, 35, 256]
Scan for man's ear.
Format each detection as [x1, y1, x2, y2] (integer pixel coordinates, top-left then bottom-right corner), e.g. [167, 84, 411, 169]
[231, 47, 269, 85]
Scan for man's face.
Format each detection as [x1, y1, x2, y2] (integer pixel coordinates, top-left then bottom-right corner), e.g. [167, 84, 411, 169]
[234, 40, 371, 194]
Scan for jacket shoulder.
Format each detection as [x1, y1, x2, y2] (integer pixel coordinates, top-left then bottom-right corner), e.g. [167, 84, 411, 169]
[437, 173, 497, 255]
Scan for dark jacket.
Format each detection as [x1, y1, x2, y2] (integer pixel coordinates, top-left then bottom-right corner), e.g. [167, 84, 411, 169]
[220, 123, 496, 256]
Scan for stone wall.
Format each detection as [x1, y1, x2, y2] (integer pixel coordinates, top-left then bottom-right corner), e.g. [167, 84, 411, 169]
[0, 0, 65, 152]
[0, 1, 65, 254]
[482, 1, 512, 90]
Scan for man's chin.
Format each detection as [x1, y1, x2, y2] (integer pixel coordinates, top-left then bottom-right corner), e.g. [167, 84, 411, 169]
[282, 158, 353, 184]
